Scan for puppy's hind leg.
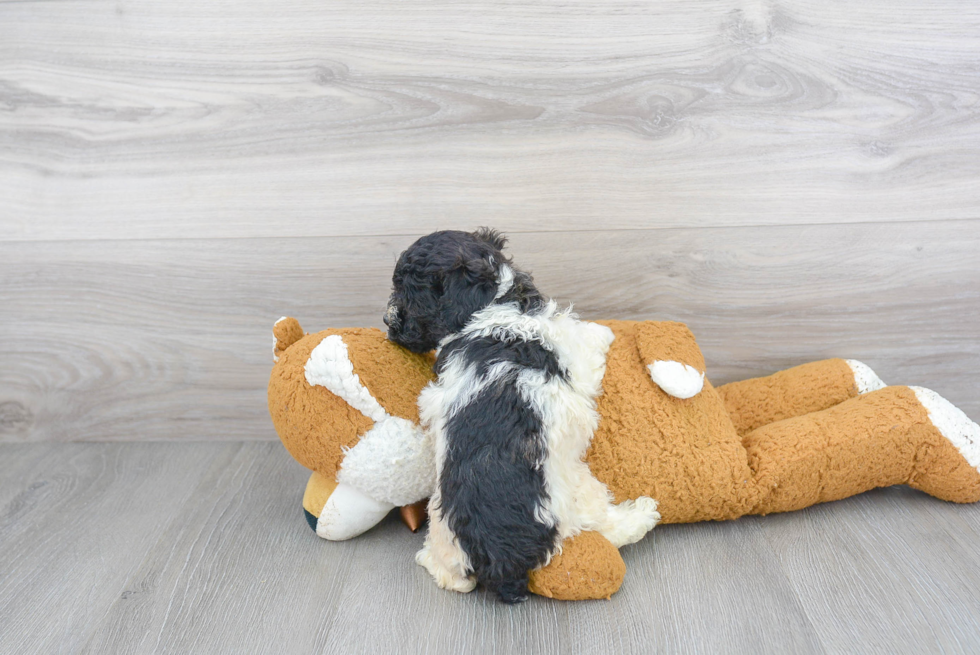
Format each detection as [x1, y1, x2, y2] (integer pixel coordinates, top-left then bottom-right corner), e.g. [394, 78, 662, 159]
[415, 504, 477, 594]
[570, 466, 660, 548]
[599, 496, 660, 548]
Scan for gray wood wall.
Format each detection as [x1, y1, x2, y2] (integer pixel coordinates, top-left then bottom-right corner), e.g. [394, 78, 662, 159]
[2, 0, 978, 442]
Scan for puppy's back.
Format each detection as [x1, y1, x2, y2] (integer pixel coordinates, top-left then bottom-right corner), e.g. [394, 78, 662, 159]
[435, 336, 562, 602]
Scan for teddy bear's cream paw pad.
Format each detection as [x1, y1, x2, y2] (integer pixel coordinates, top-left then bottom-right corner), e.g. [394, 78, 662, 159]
[846, 360, 886, 394]
[911, 387, 980, 472]
[600, 496, 660, 548]
[316, 483, 395, 541]
[416, 546, 477, 593]
[648, 361, 704, 399]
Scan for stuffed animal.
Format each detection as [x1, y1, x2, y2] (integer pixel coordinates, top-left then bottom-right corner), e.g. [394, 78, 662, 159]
[268, 316, 980, 601]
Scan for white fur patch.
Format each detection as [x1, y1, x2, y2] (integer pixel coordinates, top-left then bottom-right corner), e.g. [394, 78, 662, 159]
[911, 386, 980, 472]
[416, 504, 477, 593]
[846, 359, 886, 394]
[494, 264, 515, 300]
[305, 335, 387, 423]
[459, 301, 615, 397]
[336, 415, 436, 506]
[648, 360, 704, 399]
[431, 356, 513, 421]
[317, 483, 396, 541]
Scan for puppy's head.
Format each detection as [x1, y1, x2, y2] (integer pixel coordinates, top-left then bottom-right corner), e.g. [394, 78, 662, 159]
[385, 228, 509, 353]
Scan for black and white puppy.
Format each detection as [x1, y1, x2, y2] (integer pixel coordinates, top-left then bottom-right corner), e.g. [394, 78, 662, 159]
[385, 229, 659, 603]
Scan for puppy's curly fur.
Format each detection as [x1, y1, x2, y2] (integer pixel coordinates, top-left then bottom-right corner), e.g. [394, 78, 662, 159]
[386, 229, 659, 603]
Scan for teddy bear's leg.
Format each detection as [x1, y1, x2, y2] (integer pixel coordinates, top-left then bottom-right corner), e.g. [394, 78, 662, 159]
[716, 358, 885, 436]
[301, 471, 396, 540]
[528, 531, 626, 601]
[744, 385, 980, 515]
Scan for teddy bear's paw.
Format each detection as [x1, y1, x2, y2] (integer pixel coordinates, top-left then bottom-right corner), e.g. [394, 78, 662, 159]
[600, 496, 661, 548]
[416, 546, 477, 593]
[912, 387, 980, 473]
[846, 360, 886, 394]
[316, 483, 396, 541]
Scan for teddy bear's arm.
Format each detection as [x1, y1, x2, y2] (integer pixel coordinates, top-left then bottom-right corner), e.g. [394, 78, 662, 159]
[634, 321, 707, 399]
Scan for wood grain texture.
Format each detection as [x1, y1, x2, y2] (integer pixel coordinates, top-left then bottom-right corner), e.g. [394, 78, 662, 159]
[1, 0, 979, 240]
[2, 222, 977, 442]
[3, 442, 980, 654]
[0, 442, 240, 655]
[762, 488, 980, 653]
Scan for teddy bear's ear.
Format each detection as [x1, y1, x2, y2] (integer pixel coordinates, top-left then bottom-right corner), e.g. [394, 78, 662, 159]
[273, 316, 305, 361]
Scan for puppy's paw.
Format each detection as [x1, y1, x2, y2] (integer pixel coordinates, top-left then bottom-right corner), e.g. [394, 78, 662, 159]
[416, 546, 477, 593]
[632, 496, 661, 531]
[600, 496, 660, 548]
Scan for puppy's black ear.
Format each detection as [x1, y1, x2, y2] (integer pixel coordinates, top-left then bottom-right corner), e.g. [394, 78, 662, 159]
[472, 227, 507, 252]
[439, 250, 499, 334]
[455, 252, 496, 281]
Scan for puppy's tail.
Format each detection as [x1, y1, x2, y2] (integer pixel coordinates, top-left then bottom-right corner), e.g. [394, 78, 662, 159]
[484, 574, 530, 604]
[273, 316, 305, 361]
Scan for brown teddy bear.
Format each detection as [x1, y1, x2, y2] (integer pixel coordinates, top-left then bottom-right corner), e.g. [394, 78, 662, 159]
[268, 316, 980, 601]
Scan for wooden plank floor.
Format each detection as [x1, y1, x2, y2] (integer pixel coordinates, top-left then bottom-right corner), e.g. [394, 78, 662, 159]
[2, 442, 979, 655]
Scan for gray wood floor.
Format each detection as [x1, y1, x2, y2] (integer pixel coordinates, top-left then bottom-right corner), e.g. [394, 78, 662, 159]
[2, 441, 979, 655]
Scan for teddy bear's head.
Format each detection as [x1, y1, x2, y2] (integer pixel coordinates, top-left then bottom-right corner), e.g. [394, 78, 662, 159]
[269, 318, 437, 538]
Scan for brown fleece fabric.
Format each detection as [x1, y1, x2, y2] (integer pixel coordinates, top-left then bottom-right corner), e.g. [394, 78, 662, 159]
[343, 330, 435, 423]
[528, 531, 625, 600]
[717, 359, 858, 437]
[302, 471, 338, 518]
[745, 385, 980, 513]
[268, 327, 374, 477]
[268, 322, 436, 479]
[634, 320, 706, 373]
[268, 321, 980, 601]
[588, 320, 760, 523]
[273, 317, 306, 360]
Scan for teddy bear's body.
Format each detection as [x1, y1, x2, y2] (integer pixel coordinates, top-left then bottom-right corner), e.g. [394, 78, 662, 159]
[268, 316, 980, 600]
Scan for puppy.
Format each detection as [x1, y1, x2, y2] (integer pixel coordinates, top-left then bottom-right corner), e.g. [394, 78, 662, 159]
[385, 229, 659, 603]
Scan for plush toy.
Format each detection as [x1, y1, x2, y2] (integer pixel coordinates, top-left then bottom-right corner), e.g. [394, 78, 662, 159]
[268, 316, 980, 601]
